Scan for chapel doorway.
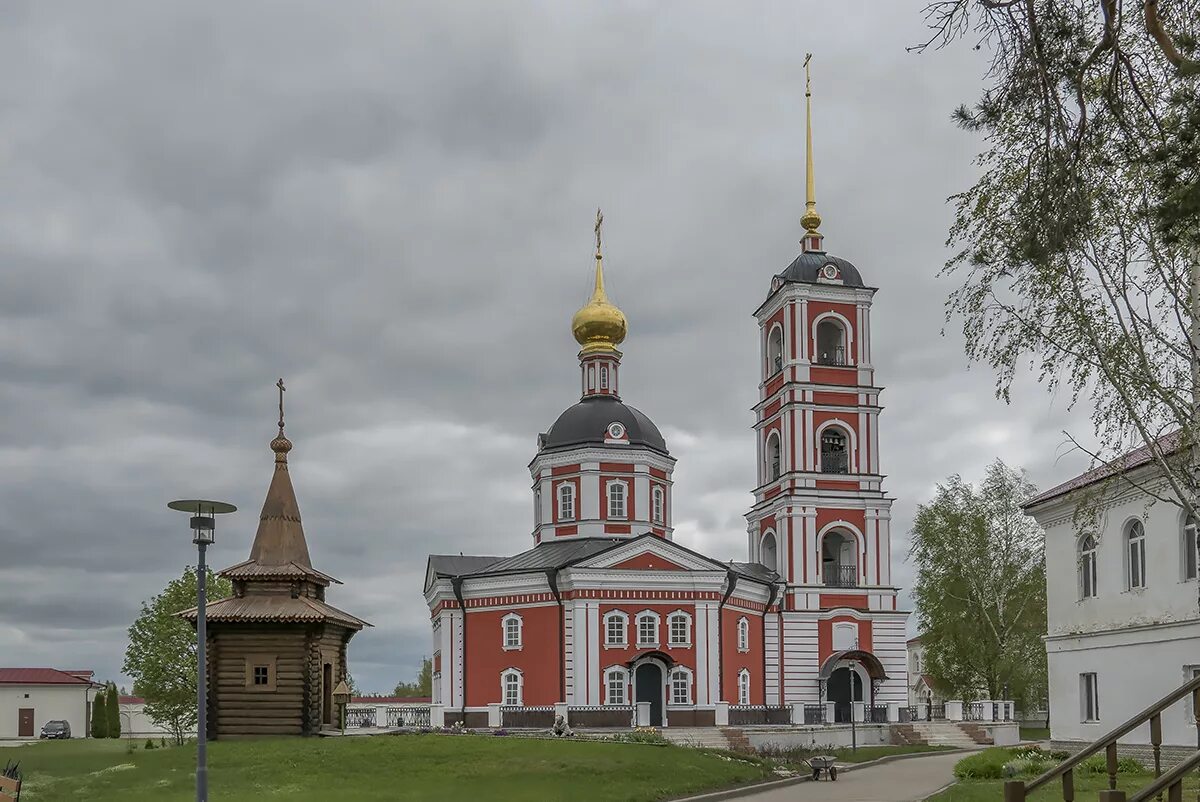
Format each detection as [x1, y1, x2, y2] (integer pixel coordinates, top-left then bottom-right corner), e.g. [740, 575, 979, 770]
[634, 663, 663, 727]
[827, 667, 863, 723]
[322, 663, 333, 726]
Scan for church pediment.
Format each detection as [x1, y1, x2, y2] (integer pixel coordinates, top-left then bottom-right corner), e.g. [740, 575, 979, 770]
[576, 535, 725, 573]
[608, 552, 688, 571]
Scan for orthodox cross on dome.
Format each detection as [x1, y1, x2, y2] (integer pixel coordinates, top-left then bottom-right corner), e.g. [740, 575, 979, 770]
[271, 378, 292, 463]
[801, 53, 824, 251]
[594, 207, 604, 258]
[276, 378, 286, 432]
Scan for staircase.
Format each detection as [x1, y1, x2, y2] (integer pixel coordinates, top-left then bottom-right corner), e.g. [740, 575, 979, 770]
[893, 722, 989, 748]
[662, 727, 749, 750]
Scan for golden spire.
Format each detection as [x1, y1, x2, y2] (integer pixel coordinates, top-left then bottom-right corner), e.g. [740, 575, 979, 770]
[800, 53, 823, 243]
[572, 208, 627, 355]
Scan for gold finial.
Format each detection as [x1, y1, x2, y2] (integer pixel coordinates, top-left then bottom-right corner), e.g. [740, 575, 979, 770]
[800, 53, 823, 242]
[271, 378, 292, 463]
[572, 208, 627, 355]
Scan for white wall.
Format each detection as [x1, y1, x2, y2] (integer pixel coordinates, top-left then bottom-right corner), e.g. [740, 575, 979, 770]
[0, 685, 91, 739]
[118, 702, 171, 738]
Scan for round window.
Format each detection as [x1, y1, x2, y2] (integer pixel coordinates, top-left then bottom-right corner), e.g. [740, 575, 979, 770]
[607, 422, 626, 439]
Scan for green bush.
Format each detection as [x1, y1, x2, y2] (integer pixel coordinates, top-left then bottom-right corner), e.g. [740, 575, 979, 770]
[91, 694, 108, 739]
[954, 749, 1011, 780]
[1078, 754, 1143, 774]
[144, 739, 155, 750]
[613, 727, 668, 745]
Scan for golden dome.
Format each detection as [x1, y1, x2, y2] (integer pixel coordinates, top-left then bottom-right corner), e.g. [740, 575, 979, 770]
[572, 251, 626, 354]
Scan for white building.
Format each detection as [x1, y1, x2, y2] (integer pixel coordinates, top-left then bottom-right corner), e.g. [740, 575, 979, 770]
[1026, 436, 1200, 754]
[117, 696, 171, 738]
[0, 668, 98, 739]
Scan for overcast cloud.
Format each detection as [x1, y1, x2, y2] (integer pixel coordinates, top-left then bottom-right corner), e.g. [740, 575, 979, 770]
[0, 1, 1093, 693]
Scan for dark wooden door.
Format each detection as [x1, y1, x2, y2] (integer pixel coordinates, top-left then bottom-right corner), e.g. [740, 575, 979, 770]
[634, 664, 662, 727]
[17, 708, 34, 737]
[322, 664, 333, 726]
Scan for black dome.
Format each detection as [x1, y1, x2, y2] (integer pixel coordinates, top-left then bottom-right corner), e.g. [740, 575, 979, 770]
[778, 251, 864, 288]
[540, 396, 668, 455]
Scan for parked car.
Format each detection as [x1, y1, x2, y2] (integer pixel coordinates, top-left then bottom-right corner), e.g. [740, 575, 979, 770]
[39, 720, 71, 739]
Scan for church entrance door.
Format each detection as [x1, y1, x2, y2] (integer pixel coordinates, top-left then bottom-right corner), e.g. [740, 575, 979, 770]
[827, 666, 862, 723]
[634, 663, 663, 727]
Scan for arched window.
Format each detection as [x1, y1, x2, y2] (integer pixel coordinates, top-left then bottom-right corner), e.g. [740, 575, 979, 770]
[604, 611, 629, 648]
[501, 669, 522, 706]
[760, 532, 777, 571]
[816, 318, 847, 366]
[820, 428, 849, 474]
[822, 530, 858, 588]
[736, 617, 750, 652]
[605, 667, 628, 705]
[636, 611, 660, 647]
[557, 483, 575, 521]
[1184, 515, 1198, 581]
[502, 613, 523, 650]
[670, 667, 692, 705]
[1079, 533, 1098, 599]
[652, 486, 665, 524]
[1127, 520, 1147, 589]
[600, 365, 609, 390]
[767, 326, 784, 375]
[668, 611, 691, 646]
[737, 669, 751, 705]
[767, 433, 781, 481]
[608, 481, 627, 520]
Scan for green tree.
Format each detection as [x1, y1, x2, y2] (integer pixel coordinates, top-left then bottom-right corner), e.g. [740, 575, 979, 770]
[91, 691, 108, 739]
[919, 2, 1200, 530]
[123, 566, 232, 744]
[106, 683, 121, 738]
[909, 460, 1047, 709]
[392, 657, 432, 697]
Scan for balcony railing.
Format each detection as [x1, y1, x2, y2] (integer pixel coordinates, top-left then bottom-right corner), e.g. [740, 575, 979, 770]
[816, 346, 847, 366]
[820, 451, 849, 474]
[823, 564, 859, 588]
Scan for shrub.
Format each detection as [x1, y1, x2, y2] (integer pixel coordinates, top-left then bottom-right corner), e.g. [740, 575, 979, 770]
[91, 694, 108, 739]
[144, 739, 155, 750]
[954, 749, 1011, 780]
[613, 727, 668, 745]
[1078, 754, 1143, 774]
[106, 685, 121, 739]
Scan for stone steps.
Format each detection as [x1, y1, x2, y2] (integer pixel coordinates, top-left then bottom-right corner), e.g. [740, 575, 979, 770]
[895, 722, 990, 747]
[662, 727, 744, 750]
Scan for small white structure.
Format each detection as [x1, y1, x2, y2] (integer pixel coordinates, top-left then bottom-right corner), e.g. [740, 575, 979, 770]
[1026, 436, 1200, 754]
[118, 696, 171, 738]
[0, 668, 98, 739]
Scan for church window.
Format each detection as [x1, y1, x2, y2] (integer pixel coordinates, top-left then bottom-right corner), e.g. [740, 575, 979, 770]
[820, 428, 849, 474]
[501, 669, 522, 706]
[737, 669, 751, 705]
[816, 318, 847, 366]
[557, 483, 575, 521]
[636, 611, 659, 647]
[605, 667, 628, 705]
[760, 531, 777, 572]
[1183, 515, 1198, 581]
[670, 668, 692, 705]
[608, 481, 627, 519]
[604, 611, 628, 647]
[668, 611, 691, 646]
[600, 365, 609, 390]
[244, 654, 277, 691]
[652, 486, 665, 524]
[736, 617, 749, 652]
[1126, 520, 1146, 590]
[502, 613, 522, 650]
[253, 666, 269, 686]
[1078, 533, 1097, 599]
[767, 325, 784, 375]
[767, 433, 781, 481]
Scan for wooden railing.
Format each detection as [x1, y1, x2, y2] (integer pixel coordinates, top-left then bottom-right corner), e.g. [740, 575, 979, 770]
[1003, 674, 1200, 802]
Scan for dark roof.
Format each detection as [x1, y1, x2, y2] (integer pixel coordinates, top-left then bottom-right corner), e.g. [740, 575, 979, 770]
[727, 561, 780, 583]
[1025, 430, 1181, 509]
[539, 396, 668, 455]
[428, 555, 503, 578]
[0, 668, 94, 686]
[778, 250, 864, 288]
[179, 595, 370, 629]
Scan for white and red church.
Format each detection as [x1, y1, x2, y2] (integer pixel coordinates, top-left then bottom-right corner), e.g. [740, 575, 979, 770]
[424, 92, 908, 729]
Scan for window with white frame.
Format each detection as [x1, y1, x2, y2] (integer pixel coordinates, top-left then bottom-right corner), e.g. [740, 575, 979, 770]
[1079, 533, 1098, 599]
[760, 531, 777, 571]
[502, 669, 522, 706]
[608, 481, 627, 519]
[670, 668, 692, 705]
[737, 617, 749, 652]
[502, 613, 522, 650]
[1184, 516, 1198, 581]
[767, 433, 781, 481]
[558, 483, 575, 521]
[600, 365, 609, 390]
[737, 669, 751, 705]
[1080, 672, 1099, 722]
[605, 667, 627, 705]
[668, 611, 691, 646]
[636, 611, 659, 647]
[1187, 666, 1200, 721]
[767, 326, 783, 375]
[604, 611, 628, 647]
[820, 428, 849, 474]
[652, 486, 665, 524]
[1127, 520, 1147, 589]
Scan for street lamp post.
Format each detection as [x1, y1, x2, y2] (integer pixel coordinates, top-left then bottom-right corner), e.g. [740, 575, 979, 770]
[168, 499, 236, 802]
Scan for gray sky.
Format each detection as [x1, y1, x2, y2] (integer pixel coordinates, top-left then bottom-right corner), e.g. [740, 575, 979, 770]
[0, 1, 1091, 693]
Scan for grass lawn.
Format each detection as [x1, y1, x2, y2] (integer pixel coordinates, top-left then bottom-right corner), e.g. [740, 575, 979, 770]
[1018, 727, 1050, 741]
[8, 735, 774, 802]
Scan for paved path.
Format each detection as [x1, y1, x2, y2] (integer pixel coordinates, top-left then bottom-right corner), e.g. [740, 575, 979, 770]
[742, 750, 967, 802]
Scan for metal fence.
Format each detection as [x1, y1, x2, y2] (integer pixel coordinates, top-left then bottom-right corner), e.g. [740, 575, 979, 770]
[729, 705, 792, 726]
[500, 706, 556, 728]
[345, 708, 377, 728]
[567, 706, 634, 728]
[866, 705, 889, 724]
[929, 704, 946, 720]
[803, 704, 826, 725]
[385, 706, 431, 728]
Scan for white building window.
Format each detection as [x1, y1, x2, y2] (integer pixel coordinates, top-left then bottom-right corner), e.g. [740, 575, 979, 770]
[737, 669, 751, 705]
[636, 611, 660, 647]
[766, 433, 781, 481]
[1187, 666, 1200, 721]
[737, 617, 750, 652]
[502, 613, 522, 650]
[767, 325, 783, 375]
[1080, 672, 1099, 722]
[604, 611, 628, 648]
[502, 669, 523, 707]
[1127, 520, 1147, 589]
[605, 667, 628, 705]
[1184, 515, 1198, 581]
[670, 668, 692, 705]
[668, 611, 691, 646]
[652, 486, 665, 524]
[1078, 533, 1098, 599]
[557, 483, 575, 521]
[607, 481, 627, 519]
[760, 531, 777, 572]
